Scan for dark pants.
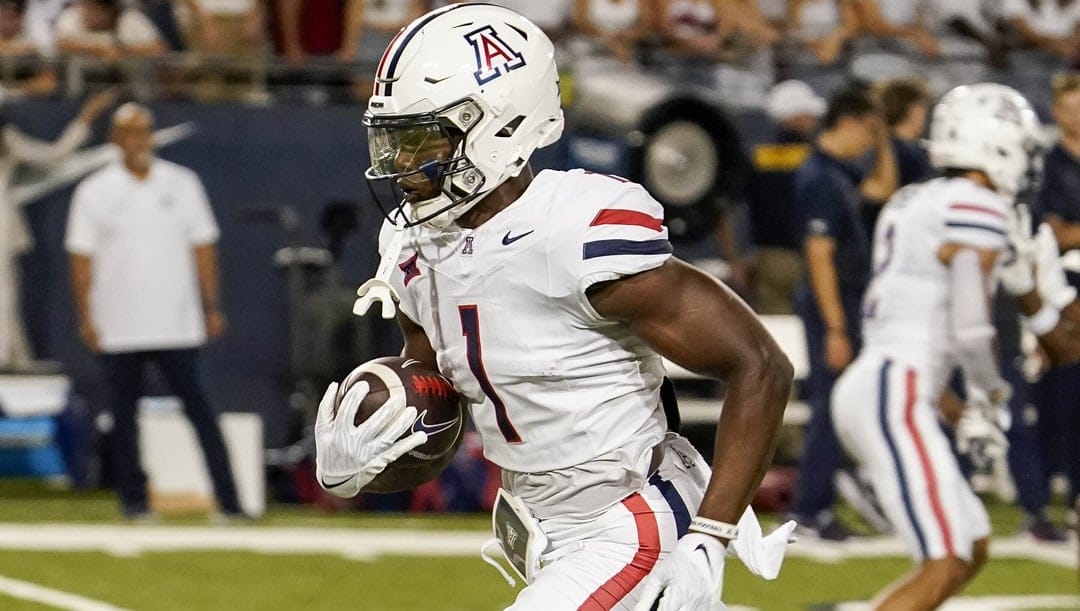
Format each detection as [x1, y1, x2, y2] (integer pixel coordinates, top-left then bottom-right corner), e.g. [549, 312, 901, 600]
[100, 348, 241, 515]
[792, 284, 864, 519]
[1001, 352, 1053, 516]
[1033, 361, 1080, 507]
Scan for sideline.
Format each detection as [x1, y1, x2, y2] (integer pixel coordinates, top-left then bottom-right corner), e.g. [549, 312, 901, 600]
[0, 574, 130, 611]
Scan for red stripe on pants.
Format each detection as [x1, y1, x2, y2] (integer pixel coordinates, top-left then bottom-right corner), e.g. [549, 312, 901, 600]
[902, 367, 955, 556]
[578, 493, 661, 611]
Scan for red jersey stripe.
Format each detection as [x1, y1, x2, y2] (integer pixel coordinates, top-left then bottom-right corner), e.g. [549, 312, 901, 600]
[578, 493, 661, 610]
[949, 203, 1007, 222]
[590, 209, 663, 232]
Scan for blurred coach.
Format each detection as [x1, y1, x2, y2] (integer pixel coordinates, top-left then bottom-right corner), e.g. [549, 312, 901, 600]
[65, 103, 243, 520]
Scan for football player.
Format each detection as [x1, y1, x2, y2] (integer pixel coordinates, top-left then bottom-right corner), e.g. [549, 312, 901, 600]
[831, 83, 1044, 610]
[314, 4, 795, 610]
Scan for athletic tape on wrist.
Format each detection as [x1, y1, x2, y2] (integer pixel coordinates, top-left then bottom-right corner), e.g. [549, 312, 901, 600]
[1023, 303, 1060, 337]
[688, 516, 739, 539]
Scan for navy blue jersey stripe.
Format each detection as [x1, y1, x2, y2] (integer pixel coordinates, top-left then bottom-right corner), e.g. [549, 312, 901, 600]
[582, 239, 673, 260]
[944, 221, 1006, 236]
[649, 474, 691, 537]
[878, 359, 929, 558]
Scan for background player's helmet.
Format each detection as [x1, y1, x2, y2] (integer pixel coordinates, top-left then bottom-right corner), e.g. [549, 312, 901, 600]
[927, 83, 1044, 199]
[363, 4, 564, 229]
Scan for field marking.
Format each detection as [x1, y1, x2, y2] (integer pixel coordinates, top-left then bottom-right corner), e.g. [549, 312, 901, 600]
[0, 525, 1072, 569]
[0, 574, 130, 611]
[834, 595, 1080, 610]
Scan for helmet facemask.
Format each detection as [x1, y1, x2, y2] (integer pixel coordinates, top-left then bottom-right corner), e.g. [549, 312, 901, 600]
[364, 100, 490, 230]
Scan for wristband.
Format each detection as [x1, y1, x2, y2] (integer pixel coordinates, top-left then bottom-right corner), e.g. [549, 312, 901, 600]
[688, 516, 739, 540]
[1023, 303, 1060, 337]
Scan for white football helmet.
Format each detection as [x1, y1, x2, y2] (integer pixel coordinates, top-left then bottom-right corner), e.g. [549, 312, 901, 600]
[927, 83, 1044, 199]
[363, 4, 564, 229]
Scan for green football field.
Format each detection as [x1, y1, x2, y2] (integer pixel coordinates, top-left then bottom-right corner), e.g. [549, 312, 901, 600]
[0, 480, 1076, 610]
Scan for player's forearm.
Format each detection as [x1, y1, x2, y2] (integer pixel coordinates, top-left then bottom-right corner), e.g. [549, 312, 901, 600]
[1045, 216, 1080, 250]
[69, 254, 93, 326]
[698, 346, 792, 526]
[193, 243, 220, 312]
[1020, 293, 1080, 363]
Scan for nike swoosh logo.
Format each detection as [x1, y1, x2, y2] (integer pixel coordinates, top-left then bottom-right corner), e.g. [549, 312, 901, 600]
[319, 474, 357, 489]
[694, 543, 711, 565]
[412, 409, 460, 436]
[501, 230, 534, 246]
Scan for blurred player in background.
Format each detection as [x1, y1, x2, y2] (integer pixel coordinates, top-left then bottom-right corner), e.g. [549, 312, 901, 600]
[831, 83, 1045, 610]
[314, 4, 796, 610]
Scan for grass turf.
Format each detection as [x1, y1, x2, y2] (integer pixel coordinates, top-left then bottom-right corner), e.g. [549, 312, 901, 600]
[0, 479, 1075, 609]
[0, 550, 1074, 610]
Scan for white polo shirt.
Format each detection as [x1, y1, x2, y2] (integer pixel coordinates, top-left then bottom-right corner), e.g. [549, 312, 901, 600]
[65, 159, 220, 353]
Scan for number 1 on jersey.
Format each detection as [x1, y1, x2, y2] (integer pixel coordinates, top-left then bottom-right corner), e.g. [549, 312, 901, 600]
[459, 305, 522, 443]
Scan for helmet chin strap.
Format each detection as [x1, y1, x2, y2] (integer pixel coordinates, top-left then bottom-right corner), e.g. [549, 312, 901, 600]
[354, 225, 404, 320]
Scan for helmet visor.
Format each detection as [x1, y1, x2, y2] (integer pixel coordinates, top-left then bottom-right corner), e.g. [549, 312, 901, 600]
[367, 121, 455, 179]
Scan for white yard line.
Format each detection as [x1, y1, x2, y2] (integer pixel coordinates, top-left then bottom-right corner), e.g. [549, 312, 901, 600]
[0, 525, 1073, 568]
[834, 595, 1080, 610]
[0, 574, 130, 611]
[784, 534, 1078, 569]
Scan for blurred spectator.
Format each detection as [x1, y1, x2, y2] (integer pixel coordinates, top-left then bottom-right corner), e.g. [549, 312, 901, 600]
[655, 0, 779, 106]
[175, 0, 266, 54]
[786, 0, 860, 65]
[174, 0, 269, 101]
[571, 0, 651, 63]
[55, 0, 166, 96]
[55, 0, 167, 61]
[338, 0, 425, 97]
[789, 86, 880, 540]
[0, 0, 35, 55]
[744, 79, 825, 314]
[770, 0, 858, 95]
[0, 88, 116, 372]
[1031, 71, 1080, 537]
[65, 103, 244, 521]
[476, 0, 575, 40]
[22, 0, 67, 55]
[0, 0, 58, 95]
[850, 0, 940, 58]
[656, 0, 778, 61]
[1003, 0, 1080, 60]
[274, 0, 345, 66]
[925, 0, 1008, 68]
[877, 75, 931, 187]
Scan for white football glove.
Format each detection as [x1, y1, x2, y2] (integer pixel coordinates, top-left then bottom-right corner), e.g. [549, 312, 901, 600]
[1034, 222, 1077, 310]
[314, 381, 427, 498]
[999, 204, 1036, 297]
[633, 533, 727, 611]
[955, 387, 1011, 472]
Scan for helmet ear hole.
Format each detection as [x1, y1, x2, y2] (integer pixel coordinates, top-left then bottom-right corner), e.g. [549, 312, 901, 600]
[496, 115, 526, 137]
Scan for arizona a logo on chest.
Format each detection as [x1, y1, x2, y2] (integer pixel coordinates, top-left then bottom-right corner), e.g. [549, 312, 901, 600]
[464, 26, 526, 85]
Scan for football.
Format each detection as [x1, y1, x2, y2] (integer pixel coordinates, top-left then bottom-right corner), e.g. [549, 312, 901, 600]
[335, 356, 465, 493]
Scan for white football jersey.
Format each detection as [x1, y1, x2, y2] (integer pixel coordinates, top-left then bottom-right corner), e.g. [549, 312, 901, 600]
[379, 169, 672, 472]
[860, 177, 1009, 392]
